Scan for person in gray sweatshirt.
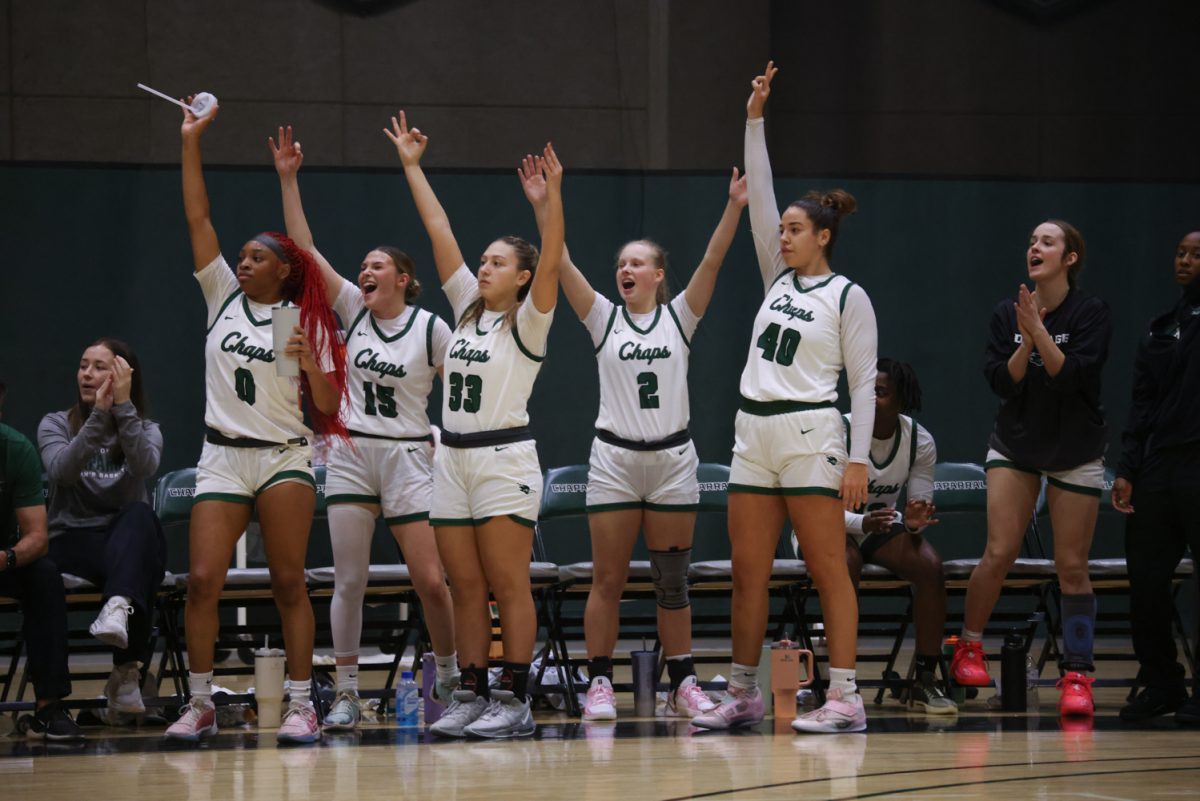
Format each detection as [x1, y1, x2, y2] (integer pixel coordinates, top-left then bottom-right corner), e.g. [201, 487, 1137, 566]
[38, 338, 166, 718]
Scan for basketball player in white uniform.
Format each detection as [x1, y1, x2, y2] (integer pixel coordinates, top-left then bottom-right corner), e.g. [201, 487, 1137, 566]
[693, 63, 878, 734]
[836, 359, 953, 714]
[167, 102, 348, 745]
[271, 127, 459, 731]
[390, 111, 565, 739]
[518, 156, 747, 719]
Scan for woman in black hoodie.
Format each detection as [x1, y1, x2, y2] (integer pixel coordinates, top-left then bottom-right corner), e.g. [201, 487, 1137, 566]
[1113, 230, 1200, 724]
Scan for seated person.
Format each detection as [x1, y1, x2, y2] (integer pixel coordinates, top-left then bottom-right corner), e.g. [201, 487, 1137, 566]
[0, 380, 82, 739]
[795, 358, 952, 713]
[37, 340, 166, 717]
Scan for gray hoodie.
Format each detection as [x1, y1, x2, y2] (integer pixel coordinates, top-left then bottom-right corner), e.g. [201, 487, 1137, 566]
[38, 402, 163, 537]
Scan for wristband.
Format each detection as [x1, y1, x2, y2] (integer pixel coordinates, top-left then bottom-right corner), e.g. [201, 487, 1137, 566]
[2, 548, 15, 571]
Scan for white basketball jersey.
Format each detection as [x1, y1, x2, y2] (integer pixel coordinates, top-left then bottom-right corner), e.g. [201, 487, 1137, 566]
[739, 271, 857, 403]
[586, 292, 698, 441]
[335, 280, 452, 438]
[440, 265, 553, 433]
[197, 256, 310, 443]
[843, 412, 937, 536]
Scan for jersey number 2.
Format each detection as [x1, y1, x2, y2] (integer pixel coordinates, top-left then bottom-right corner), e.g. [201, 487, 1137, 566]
[234, 368, 256, 405]
[756, 322, 801, 366]
[363, 381, 398, 418]
[448, 372, 482, 413]
[637, 372, 660, 409]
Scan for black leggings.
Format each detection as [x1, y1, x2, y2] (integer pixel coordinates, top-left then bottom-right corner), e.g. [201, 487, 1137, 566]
[48, 501, 167, 666]
[0, 556, 71, 700]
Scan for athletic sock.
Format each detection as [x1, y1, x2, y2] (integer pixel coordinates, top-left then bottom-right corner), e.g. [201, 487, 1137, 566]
[288, 678, 314, 709]
[729, 662, 759, 692]
[829, 667, 858, 697]
[434, 652, 459, 685]
[336, 663, 359, 693]
[189, 671, 214, 703]
[913, 653, 939, 676]
[499, 662, 531, 699]
[588, 655, 614, 683]
[666, 654, 696, 692]
[962, 628, 983, 643]
[461, 665, 490, 700]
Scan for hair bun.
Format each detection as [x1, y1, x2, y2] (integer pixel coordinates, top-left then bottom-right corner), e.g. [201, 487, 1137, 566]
[822, 189, 857, 218]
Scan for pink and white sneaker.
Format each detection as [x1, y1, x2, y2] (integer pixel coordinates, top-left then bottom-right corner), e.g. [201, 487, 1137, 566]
[583, 676, 617, 721]
[665, 676, 717, 718]
[277, 701, 322, 744]
[164, 697, 218, 742]
[791, 688, 867, 734]
[690, 686, 764, 730]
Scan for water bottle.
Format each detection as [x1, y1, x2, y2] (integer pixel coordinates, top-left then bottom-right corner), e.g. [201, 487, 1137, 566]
[1000, 630, 1027, 712]
[395, 671, 420, 727]
[1025, 654, 1040, 711]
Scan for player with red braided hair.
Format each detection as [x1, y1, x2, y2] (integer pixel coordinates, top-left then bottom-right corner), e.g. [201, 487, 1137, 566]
[166, 99, 345, 745]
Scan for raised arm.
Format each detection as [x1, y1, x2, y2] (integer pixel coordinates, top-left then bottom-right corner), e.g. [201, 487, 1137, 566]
[518, 153, 593, 320]
[527, 144, 565, 314]
[180, 99, 222, 270]
[385, 111, 465, 285]
[744, 62, 785, 289]
[270, 125, 342, 306]
[683, 167, 748, 317]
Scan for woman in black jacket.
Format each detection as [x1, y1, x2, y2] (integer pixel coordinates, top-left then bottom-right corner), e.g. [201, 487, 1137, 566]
[1113, 230, 1200, 724]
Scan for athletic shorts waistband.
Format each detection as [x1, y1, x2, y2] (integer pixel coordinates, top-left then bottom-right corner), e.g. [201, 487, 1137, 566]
[594, 428, 690, 452]
[738, 398, 836, 416]
[439, 426, 533, 449]
[205, 426, 308, 449]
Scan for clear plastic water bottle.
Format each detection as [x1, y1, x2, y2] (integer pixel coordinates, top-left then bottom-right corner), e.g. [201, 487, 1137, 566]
[395, 671, 420, 727]
[1025, 655, 1040, 710]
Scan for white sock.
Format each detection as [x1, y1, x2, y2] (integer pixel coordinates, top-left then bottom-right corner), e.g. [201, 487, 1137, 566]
[288, 678, 314, 709]
[829, 667, 858, 696]
[962, 628, 983, 643]
[189, 671, 214, 702]
[110, 594, 132, 608]
[329, 505, 376, 659]
[335, 663, 359, 692]
[435, 652, 460, 685]
[729, 662, 759, 692]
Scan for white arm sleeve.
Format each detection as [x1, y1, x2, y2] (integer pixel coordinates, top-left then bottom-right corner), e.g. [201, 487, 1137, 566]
[581, 292, 615, 348]
[442, 264, 479, 325]
[841, 284, 879, 465]
[430, 315, 453, 369]
[845, 511, 865, 536]
[906, 424, 938, 502]
[744, 118, 786, 291]
[195, 255, 240, 327]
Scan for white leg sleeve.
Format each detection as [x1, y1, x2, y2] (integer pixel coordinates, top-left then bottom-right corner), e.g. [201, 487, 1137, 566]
[328, 504, 377, 660]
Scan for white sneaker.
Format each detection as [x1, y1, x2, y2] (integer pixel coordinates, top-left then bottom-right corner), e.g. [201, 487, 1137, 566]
[665, 675, 716, 718]
[105, 662, 145, 714]
[428, 690, 489, 738]
[463, 690, 535, 739]
[90, 597, 132, 650]
[583, 677, 617, 721]
[322, 690, 362, 731]
[791, 688, 867, 734]
[164, 697, 218, 741]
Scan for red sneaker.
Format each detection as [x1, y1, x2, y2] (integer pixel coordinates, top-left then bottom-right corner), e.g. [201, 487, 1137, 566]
[1057, 672, 1095, 717]
[950, 639, 992, 687]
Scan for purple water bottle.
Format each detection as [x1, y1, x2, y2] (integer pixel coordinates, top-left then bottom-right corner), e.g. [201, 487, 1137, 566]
[422, 652, 446, 724]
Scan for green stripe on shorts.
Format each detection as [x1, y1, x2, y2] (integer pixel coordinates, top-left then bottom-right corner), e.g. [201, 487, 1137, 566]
[644, 502, 701, 512]
[384, 512, 430, 525]
[257, 470, 317, 494]
[430, 517, 475, 527]
[194, 492, 253, 505]
[984, 459, 1039, 475]
[727, 483, 783, 495]
[780, 487, 841, 498]
[1046, 477, 1102, 497]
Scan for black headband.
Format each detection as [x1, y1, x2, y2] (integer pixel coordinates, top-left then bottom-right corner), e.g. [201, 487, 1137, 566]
[252, 234, 289, 264]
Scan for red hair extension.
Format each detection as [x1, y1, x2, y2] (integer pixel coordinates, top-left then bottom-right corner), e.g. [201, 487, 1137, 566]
[264, 231, 350, 441]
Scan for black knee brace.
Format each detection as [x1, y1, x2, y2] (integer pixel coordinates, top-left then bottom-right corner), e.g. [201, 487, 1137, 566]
[649, 547, 691, 610]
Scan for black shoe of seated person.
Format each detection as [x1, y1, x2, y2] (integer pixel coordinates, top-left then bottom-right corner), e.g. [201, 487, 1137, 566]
[1175, 692, 1200, 726]
[1119, 683, 1188, 722]
[27, 701, 85, 740]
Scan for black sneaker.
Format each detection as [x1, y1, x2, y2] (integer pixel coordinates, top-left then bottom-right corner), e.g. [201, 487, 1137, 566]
[1175, 693, 1200, 726]
[908, 672, 958, 715]
[1119, 684, 1188, 722]
[26, 701, 85, 740]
